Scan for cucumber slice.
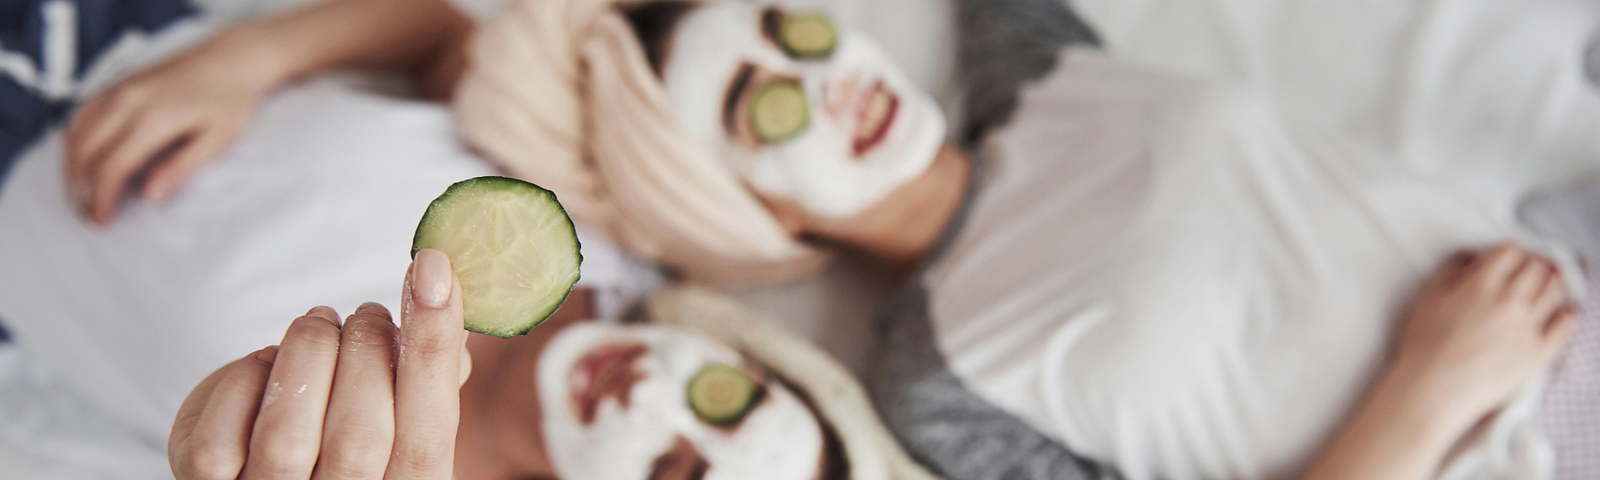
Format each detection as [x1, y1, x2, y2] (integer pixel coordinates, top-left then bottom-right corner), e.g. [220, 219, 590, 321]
[750, 81, 809, 143]
[779, 13, 837, 59]
[687, 365, 759, 425]
[411, 176, 582, 338]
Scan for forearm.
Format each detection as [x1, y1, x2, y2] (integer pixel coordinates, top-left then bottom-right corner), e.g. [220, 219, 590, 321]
[227, 0, 474, 98]
[1301, 362, 1475, 480]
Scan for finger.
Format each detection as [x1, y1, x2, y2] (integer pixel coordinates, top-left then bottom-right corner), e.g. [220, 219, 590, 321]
[68, 119, 135, 218]
[170, 349, 257, 477]
[64, 100, 109, 202]
[1539, 307, 1579, 363]
[171, 353, 234, 451]
[242, 310, 343, 480]
[312, 303, 400, 480]
[1473, 242, 1526, 290]
[66, 95, 147, 207]
[1426, 250, 1477, 289]
[87, 118, 192, 225]
[1532, 262, 1568, 316]
[386, 249, 465, 480]
[172, 347, 277, 480]
[65, 90, 139, 176]
[307, 305, 341, 327]
[1507, 256, 1551, 302]
[64, 92, 113, 147]
[460, 334, 473, 388]
[1446, 250, 1478, 282]
[141, 120, 240, 202]
[66, 81, 149, 154]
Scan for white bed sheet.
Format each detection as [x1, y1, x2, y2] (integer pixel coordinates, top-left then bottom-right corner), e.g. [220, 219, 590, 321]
[1067, 0, 1600, 196]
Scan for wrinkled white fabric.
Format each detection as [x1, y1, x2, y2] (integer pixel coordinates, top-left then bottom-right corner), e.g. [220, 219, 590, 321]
[1064, 0, 1600, 207]
[0, 343, 171, 480]
[928, 46, 1597, 480]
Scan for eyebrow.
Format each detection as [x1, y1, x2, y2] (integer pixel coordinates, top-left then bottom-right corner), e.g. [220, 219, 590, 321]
[722, 63, 757, 134]
[760, 7, 784, 44]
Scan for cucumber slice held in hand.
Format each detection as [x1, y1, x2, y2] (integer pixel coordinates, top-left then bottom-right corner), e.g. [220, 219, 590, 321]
[412, 176, 582, 338]
[751, 81, 809, 143]
[687, 365, 760, 425]
[779, 13, 837, 59]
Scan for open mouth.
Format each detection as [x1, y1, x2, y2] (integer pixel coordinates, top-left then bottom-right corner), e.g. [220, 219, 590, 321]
[568, 342, 648, 425]
[851, 81, 899, 157]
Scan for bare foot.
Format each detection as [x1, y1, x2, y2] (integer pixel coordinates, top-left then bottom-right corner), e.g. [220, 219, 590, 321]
[1394, 242, 1578, 421]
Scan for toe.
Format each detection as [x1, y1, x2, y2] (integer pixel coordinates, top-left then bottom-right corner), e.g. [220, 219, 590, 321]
[1472, 242, 1526, 291]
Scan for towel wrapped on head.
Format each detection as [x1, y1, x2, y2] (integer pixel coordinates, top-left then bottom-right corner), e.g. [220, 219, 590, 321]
[455, 0, 828, 286]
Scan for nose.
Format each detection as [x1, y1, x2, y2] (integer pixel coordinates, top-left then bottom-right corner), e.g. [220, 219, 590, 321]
[822, 74, 857, 123]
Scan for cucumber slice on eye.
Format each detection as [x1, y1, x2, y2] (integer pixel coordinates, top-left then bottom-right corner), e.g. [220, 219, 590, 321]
[750, 81, 809, 143]
[779, 13, 837, 59]
[687, 365, 759, 425]
[411, 176, 583, 338]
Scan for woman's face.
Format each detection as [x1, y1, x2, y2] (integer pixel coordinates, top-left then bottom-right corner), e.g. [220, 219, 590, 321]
[661, 1, 946, 219]
[538, 323, 827, 480]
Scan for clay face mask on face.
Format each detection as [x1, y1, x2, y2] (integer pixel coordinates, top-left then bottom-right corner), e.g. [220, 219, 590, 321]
[664, 2, 946, 219]
[537, 324, 825, 480]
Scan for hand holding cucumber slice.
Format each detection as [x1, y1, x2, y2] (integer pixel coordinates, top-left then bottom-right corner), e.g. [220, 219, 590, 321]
[779, 13, 837, 59]
[751, 81, 809, 143]
[687, 365, 760, 425]
[412, 176, 582, 338]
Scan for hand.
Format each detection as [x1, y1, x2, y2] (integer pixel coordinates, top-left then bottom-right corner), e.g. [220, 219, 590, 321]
[168, 249, 470, 479]
[1394, 242, 1578, 423]
[65, 27, 281, 225]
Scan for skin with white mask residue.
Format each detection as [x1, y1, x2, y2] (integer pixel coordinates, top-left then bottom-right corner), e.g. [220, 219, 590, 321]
[663, 2, 947, 219]
[537, 323, 826, 480]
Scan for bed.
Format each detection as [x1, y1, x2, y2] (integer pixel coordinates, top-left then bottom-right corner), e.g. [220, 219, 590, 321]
[2, 0, 1598, 478]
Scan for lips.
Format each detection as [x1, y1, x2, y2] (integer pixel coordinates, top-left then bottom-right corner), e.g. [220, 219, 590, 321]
[852, 81, 899, 156]
[569, 342, 648, 425]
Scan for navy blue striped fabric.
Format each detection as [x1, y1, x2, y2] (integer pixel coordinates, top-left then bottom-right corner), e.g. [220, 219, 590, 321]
[0, 0, 195, 187]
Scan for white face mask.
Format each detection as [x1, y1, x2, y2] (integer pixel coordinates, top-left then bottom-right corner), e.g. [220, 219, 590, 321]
[663, 1, 946, 219]
[538, 323, 826, 480]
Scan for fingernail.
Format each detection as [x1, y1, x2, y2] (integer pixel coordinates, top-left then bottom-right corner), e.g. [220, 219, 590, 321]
[256, 346, 279, 363]
[413, 249, 452, 308]
[306, 306, 339, 325]
[356, 302, 387, 316]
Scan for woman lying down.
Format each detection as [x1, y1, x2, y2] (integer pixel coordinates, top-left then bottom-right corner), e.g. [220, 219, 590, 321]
[2, 0, 1592, 478]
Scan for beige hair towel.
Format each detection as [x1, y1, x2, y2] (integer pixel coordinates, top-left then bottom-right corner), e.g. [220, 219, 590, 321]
[454, 0, 828, 286]
[647, 285, 943, 480]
